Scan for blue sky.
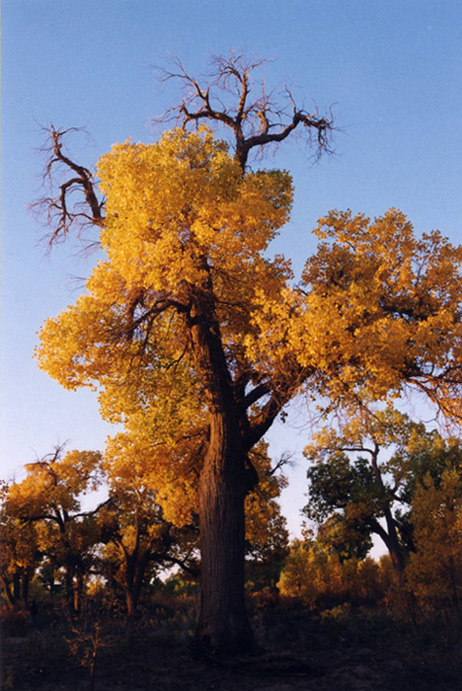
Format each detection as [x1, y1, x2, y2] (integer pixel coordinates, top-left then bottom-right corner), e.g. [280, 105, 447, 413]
[2, 0, 461, 538]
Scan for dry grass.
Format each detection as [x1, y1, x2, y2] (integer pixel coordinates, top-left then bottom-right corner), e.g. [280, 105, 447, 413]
[2, 597, 462, 690]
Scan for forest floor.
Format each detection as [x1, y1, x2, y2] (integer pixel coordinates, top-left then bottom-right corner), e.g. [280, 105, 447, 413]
[2, 600, 462, 690]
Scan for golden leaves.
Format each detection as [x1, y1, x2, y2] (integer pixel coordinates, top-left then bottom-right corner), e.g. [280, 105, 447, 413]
[35, 125, 462, 531]
[300, 209, 462, 406]
[96, 128, 291, 295]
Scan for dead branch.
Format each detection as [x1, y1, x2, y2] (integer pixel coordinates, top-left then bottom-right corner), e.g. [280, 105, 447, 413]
[153, 52, 334, 170]
[33, 126, 105, 246]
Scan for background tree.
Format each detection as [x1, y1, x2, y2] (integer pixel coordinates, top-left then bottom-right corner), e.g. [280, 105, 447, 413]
[244, 444, 289, 593]
[35, 55, 462, 656]
[98, 482, 199, 617]
[277, 537, 383, 608]
[277, 539, 327, 608]
[304, 409, 462, 573]
[315, 512, 372, 563]
[0, 483, 40, 611]
[6, 447, 106, 614]
[406, 466, 462, 613]
[244, 443, 289, 555]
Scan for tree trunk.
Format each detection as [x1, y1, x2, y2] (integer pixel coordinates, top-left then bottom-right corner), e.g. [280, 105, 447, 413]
[196, 419, 255, 657]
[124, 551, 137, 618]
[123, 536, 151, 617]
[383, 508, 405, 573]
[188, 289, 257, 657]
[372, 518, 405, 573]
[131, 548, 152, 615]
[13, 572, 21, 601]
[21, 570, 30, 607]
[370, 448, 405, 573]
[73, 573, 84, 614]
[65, 569, 77, 615]
[125, 589, 136, 618]
[1, 575, 18, 610]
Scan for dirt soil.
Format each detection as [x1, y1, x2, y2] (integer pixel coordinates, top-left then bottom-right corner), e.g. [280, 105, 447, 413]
[3, 605, 462, 690]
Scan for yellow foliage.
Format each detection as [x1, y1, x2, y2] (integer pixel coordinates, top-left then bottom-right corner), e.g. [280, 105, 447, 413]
[278, 540, 383, 607]
[406, 468, 462, 612]
[6, 449, 103, 520]
[36, 128, 293, 525]
[250, 209, 462, 411]
[35, 127, 462, 534]
[96, 128, 292, 295]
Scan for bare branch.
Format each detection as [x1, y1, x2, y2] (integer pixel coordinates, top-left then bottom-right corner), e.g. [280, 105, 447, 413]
[152, 52, 334, 170]
[33, 125, 105, 246]
[245, 367, 311, 451]
[268, 451, 295, 477]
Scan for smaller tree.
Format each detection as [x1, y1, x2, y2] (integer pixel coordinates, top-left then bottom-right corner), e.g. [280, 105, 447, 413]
[0, 483, 40, 610]
[304, 409, 462, 573]
[406, 467, 462, 613]
[6, 446, 106, 614]
[98, 484, 198, 617]
[278, 537, 383, 608]
[277, 539, 327, 607]
[244, 446, 289, 593]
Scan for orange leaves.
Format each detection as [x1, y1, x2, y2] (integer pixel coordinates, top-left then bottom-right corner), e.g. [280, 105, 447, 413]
[243, 206, 462, 415]
[3, 448, 105, 581]
[6, 449, 104, 520]
[406, 467, 462, 612]
[35, 125, 462, 544]
[294, 209, 462, 409]
[96, 128, 292, 297]
[36, 126, 293, 404]
[104, 430, 200, 527]
[34, 127, 296, 530]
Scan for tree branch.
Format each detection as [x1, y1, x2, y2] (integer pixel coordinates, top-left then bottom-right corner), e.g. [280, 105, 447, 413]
[34, 126, 105, 245]
[154, 53, 334, 170]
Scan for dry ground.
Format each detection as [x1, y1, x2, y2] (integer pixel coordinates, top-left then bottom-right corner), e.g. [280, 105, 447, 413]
[2, 602, 462, 690]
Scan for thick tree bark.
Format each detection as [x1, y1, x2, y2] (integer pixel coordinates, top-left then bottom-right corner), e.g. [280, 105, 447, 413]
[189, 289, 257, 657]
[124, 545, 151, 617]
[196, 414, 255, 656]
[370, 446, 405, 573]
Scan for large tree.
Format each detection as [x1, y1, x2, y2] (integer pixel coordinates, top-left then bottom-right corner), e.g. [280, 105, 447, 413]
[37, 125, 299, 653]
[35, 56, 462, 655]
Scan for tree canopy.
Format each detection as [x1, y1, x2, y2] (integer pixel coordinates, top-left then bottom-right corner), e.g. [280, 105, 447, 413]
[33, 55, 462, 656]
[304, 409, 462, 573]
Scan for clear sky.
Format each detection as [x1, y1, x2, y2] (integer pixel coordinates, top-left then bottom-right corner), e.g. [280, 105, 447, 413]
[2, 0, 461, 539]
